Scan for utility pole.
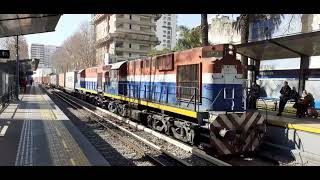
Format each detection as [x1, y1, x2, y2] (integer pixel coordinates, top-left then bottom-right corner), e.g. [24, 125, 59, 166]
[15, 35, 19, 99]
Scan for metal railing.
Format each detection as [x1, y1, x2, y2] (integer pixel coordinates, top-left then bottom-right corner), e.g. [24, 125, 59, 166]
[0, 89, 16, 112]
[116, 83, 200, 112]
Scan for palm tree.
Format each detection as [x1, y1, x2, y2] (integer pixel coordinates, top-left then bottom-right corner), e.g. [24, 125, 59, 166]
[201, 14, 209, 46]
[233, 14, 283, 79]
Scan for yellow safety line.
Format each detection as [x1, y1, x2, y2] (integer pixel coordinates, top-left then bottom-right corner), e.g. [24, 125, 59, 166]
[79, 88, 198, 118]
[55, 128, 61, 136]
[267, 120, 320, 134]
[62, 140, 68, 149]
[70, 158, 76, 166]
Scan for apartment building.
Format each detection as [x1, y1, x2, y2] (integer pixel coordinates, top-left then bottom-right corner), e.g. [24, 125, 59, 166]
[92, 14, 161, 65]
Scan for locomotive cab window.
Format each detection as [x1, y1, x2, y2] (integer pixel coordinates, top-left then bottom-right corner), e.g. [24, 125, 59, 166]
[177, 64, 200, 102]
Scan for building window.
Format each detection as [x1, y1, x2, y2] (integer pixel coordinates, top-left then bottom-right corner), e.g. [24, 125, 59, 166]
[116, 51, 123, 56]
[130, 14, 132, 19]
[167, 36, 171, 39]
[163, 16, 166, 20]
[129, 44, 132, 48]
[168, 22, 171, 25]
[140, 26, 151, 32]
[118, 14, 124, 18]
[129, 24, 132, 29]
[140, 17, 151, 22]
[168, 17, 171, 20]
[163, 21, 166, 24]
[117, 23, 124, 28]
[129, 53, 132, 57]
[168, 14, 171, 16]
[162, 44, 166, 46]
[163, 35, 166, 37]
[167, 31, 170, 34]
[115, 41, 124, 48]
[163, 30, 166, 33]
[167, 40, 171, 43]
[140, 44, 151, 51]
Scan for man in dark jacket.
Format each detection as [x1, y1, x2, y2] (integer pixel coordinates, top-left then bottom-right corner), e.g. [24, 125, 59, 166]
[248, 82, 260, 109]
[277, 81, 291, 116]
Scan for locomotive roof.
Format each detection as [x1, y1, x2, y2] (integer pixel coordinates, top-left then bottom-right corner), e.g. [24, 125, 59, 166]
[111, 60, 127, 70]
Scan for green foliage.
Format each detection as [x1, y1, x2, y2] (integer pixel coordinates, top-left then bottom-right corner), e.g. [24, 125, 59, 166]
[148, 48, 173, 56]
[174, 25, 202, 51]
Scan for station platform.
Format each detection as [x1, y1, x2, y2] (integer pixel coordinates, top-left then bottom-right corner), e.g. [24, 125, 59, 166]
[260, 110, 320, 134]
[259, 110, 320, 165]
[0, 85, 109, 166]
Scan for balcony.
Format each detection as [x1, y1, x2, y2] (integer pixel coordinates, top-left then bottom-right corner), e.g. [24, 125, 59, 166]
[115, 47, 151, 53]
[115, 18, 156, 27]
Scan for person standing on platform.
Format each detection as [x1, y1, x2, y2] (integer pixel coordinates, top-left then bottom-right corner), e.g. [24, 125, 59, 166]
[22, 78, 27, 93]
[277, 81, 291, 116]
[249, 82, 260, 109]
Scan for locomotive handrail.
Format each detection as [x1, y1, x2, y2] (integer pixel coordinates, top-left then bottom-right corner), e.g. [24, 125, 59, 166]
[210, 88, 224, 108]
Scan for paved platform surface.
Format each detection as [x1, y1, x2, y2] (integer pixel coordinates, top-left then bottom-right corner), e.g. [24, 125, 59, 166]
[259, 110, 320, 134]
[0, 85, 109, 166]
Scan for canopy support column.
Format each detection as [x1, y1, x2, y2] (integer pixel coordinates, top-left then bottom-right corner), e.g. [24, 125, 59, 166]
[298, 55, 310, 95]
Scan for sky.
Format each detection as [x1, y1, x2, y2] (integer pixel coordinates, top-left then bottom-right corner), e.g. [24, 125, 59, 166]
[25, 14, 236, 47]
[24, 14, 318, 69]
[25, 14, 91, 47]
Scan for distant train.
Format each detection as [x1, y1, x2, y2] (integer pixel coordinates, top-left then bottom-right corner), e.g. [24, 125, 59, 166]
[44, 44, 266, 156]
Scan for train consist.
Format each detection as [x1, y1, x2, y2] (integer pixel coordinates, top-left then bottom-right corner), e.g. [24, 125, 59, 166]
[41, 44, 266, 156]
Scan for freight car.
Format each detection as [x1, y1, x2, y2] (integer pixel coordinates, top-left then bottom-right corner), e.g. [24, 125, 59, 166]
[51, 44, 266, 156]
[58, 73, 65, 90]
[49, 73, 59, 88]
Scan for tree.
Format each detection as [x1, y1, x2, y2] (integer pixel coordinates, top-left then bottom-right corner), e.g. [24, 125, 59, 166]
[0, 36, 29, 61]
[52, 21, 96, 73]
[148, 48, 172, 56]
[174, 26, 202, 51]
[233, 14, 284, 79]
[201, 14, 209, 46]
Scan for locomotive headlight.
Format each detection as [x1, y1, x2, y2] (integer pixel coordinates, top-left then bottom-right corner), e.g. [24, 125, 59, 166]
[228, 45, 234, 50]
[229, 50, 234, 55]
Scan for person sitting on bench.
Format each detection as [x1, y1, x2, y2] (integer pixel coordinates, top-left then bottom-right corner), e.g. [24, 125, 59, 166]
[296, 90, 314, 118]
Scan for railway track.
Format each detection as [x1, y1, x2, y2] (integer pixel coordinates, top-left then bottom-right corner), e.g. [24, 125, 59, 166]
[46, 87, 191, 166]
[42, 86, 231, 166]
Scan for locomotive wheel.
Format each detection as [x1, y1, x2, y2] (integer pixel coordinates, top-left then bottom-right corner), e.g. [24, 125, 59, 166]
[108, 102, 118, 114]
[117, 104, 127, 117]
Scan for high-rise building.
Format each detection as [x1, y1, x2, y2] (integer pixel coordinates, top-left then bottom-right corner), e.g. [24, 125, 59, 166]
[31, 44, 59, 68]
[92, 14, 161, 65]
[155, 14, 177, 50]
[30, 44, 45, 67]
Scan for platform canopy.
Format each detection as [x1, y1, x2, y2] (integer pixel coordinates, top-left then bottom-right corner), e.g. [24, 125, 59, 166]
[235, 31, 320, 60]
[0, 14, 61, 38]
